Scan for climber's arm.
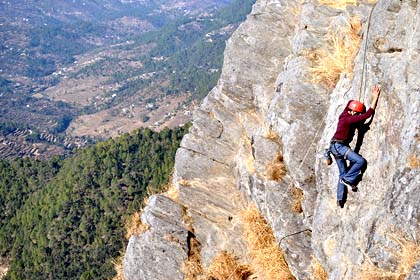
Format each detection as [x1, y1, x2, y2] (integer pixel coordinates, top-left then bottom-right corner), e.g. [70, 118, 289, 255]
[370, 85, 381, 110]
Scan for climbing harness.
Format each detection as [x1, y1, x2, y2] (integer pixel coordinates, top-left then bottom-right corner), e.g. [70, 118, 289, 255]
[329, 140, 351, 160]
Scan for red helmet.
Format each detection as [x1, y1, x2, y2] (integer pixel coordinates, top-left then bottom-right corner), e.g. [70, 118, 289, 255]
[348, 100, 365, 113]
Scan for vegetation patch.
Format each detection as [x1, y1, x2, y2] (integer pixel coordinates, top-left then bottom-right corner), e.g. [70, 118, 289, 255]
[183, 234, 205, 280]
[241, 206, 296, 280]
[163, 181, 180, 202]
[124, 212, 150, 240]
[318, 0, 379, 9]
[266, 151, 287, 181]
[311, 256, 328, 280]
[407, 154, 420, 168]
[308, 16, 362, 88]
[291, 185, 304, 214]
[206, 251, 252, 280]
[360, 232, 420, 279]
[264, 127, 280, 143]
[318, 0, 356, 9]
[111, 254, 125, 280]
[0, 126, 188, 280]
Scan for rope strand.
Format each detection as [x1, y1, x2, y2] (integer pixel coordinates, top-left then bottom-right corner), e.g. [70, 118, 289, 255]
[358, 3, 378, 102]
[227, 3, 379, 279]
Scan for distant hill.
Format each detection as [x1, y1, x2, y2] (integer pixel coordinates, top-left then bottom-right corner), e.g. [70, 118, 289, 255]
[0, 0, 255, 158]
[0, 0, 232, 78]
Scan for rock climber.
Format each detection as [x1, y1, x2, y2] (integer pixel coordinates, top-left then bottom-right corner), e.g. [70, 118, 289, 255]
[329, 85, 381, 208]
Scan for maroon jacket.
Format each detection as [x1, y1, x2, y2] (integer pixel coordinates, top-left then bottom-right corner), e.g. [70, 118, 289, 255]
[332, 100, 374, 143]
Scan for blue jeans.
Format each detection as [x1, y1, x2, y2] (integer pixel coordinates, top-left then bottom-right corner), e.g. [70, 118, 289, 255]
[330, 142, 367, 200]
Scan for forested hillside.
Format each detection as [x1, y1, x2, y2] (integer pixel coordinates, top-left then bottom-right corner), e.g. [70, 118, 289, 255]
[0, 125, 189, 280]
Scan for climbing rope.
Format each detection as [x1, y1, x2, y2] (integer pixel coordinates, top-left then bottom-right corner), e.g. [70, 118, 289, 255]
[358, 2, 378, 102]
[278, 229, 312, 246]
[226, 4, 380, 280]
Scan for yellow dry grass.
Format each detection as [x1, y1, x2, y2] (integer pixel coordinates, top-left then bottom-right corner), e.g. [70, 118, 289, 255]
[183, 235, 205, 280]
[360, 265, 396, 280]
[308, 16, 362, 88]
[264, 126, 281, 143]
[163, 182, 179, 202]
[407, 154, 420, 168]
[206, 251, 253, 280]
[241, 206, 296, 280]
[393, 234, 420, 278]
[318, 0, 356, 9]
[124, 211, 149, 240]
[360, 233, 420, 279]
[178, 178, 192, 187]
[318, 0, 380, 10]
[266, 152, 287, 181]
[311, 256, 328, 280]
[111, 254, 125, 280]
[290, 185, 304, 214]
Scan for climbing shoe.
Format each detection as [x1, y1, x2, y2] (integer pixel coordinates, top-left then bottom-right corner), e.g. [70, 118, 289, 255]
[337, 200, 344, 208]
[340, 179, 358, 192]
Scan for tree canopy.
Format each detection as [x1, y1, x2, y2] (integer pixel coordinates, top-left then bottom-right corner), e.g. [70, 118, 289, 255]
[0, 125, 189, 280]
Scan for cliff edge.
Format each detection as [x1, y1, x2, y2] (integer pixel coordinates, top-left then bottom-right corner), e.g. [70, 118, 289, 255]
[123, 1, 420, 279]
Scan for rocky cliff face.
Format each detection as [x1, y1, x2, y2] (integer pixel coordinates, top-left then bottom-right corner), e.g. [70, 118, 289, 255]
[123, 0, 420, 279]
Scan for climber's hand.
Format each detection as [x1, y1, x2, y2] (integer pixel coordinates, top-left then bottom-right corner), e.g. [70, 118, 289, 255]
[372, 85, 381, 99]
[370, 85, 380, 110]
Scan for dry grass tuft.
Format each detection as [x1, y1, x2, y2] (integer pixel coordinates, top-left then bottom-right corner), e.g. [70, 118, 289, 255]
[241, 206, 296, 280]
[308, 16, 362, 88]
[184, 234, 205, 280]
[360, 232, 420, 279]
[291, 185, 304, 213]
[392, 234, 420, 277]
[111, 254, 125, 280]
[360, 263, 398, 280]
[264, 127, 281, 143]
[178, 178, 192, 187]
[163, 183, 180, 201]
[407, 154, 420, 168]
[124, 211, 149, 239]
[206, 251, 253, 280]
[266, 152, 287, 181]
[318, 0, 356, 9]
[311, 256, 328, 280]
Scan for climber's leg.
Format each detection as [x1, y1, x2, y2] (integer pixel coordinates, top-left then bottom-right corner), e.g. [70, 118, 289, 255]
[342, 149, 367, 184]
[335, 157, 347, 201]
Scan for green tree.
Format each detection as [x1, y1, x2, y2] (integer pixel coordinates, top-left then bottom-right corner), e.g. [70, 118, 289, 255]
[0, 125, 190, 280]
